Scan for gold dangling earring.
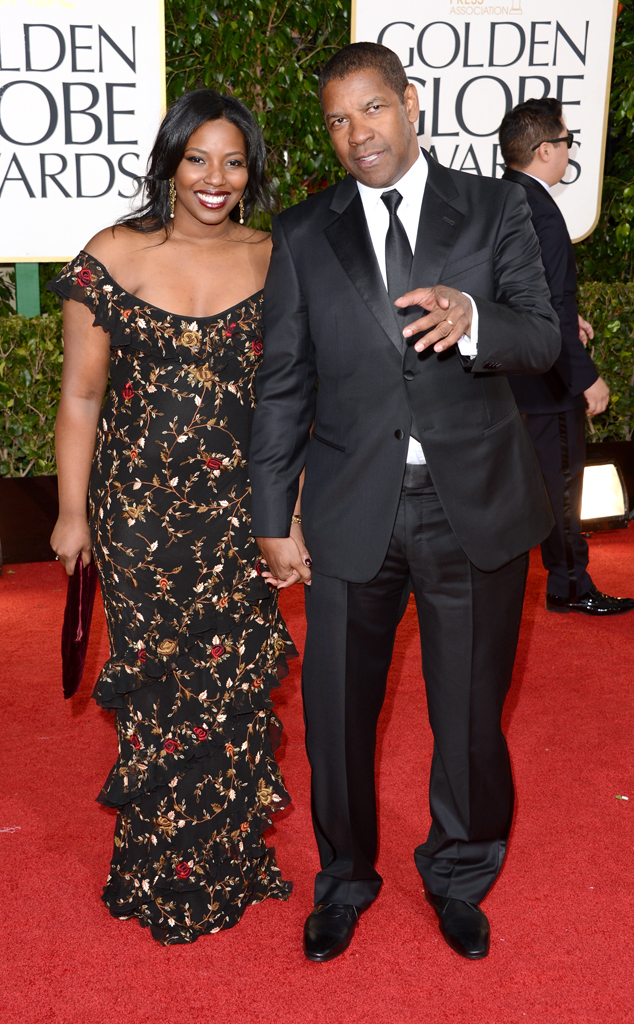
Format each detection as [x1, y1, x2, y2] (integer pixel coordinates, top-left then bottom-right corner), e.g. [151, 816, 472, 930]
[169, 179, 176, 219]
[239, 197, 245, 224]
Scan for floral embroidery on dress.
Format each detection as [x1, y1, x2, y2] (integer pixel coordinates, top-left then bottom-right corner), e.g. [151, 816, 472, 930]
[48, 252, 295, 945]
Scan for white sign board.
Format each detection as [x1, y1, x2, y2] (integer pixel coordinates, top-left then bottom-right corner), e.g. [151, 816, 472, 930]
[352, 0, 618, 241]
[0, 0, 165, 261]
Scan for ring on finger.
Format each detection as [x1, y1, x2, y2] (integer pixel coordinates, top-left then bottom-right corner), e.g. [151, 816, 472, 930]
[445, 318, 454, 328]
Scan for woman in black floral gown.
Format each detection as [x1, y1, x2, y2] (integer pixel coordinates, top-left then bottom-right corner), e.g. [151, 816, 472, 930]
[50, 91, 308, 944]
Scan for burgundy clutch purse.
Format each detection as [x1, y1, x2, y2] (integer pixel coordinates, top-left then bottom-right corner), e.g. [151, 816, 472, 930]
[61, 555, 99, 699]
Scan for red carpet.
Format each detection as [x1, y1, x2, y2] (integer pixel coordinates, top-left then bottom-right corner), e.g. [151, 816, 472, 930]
[1, 531, 633, 1024]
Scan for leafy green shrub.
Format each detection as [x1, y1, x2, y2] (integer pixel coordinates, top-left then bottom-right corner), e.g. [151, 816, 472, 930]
[578, 282, 634, 441]
[0, 313, 63, 477]
[39, 264, 66, 316]
[0, 268, 15, 317]
[165, 0, 350, 222]
[576, 3, 634, 282]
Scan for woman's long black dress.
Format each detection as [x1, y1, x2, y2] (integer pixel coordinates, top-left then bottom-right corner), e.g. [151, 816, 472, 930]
[50, 253, 295, 944]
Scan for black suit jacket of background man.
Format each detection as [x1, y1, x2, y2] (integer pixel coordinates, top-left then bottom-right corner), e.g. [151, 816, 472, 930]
[502, 167, 598, 412]
[249, 151, 560, 578]
[501, 166, 599, 601]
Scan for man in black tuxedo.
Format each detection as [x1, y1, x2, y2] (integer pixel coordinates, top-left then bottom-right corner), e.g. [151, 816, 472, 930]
[249, 43, 560, 962]
[500, 99, 634, 616]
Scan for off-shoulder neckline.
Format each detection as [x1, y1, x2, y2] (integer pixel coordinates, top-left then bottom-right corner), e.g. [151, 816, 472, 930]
[77, 250, 263, 322]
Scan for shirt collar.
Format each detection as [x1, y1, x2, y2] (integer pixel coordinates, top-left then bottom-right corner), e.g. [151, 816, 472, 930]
[356, 148, 427, 213]
[523, 171, 552, 196]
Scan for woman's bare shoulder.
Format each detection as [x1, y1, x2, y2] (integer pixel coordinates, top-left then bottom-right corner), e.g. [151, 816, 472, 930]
[241, 228, 272, 277]
[250, 227, 272, 244]
[83, 224, 163, 270]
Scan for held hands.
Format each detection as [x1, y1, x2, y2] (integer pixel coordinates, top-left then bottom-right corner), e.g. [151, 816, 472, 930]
[397, 286, 473, 353]
[50, 513, 92, 576]
[256, 523, 312, 590]
[584, 376, 610, 417]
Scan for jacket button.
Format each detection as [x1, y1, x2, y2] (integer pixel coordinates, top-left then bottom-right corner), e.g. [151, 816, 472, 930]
[403, 370, 414, 381]
[483, 360, 500, 370]
[394, 429, 404, 440]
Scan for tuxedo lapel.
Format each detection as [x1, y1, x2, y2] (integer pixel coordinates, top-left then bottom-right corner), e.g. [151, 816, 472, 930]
[325, 177, 404, 355]
[324, 158, 466, 353]
[410, 154, 464, 291]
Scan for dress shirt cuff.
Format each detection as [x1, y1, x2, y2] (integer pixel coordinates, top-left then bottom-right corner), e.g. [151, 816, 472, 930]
[457, 293, 478, 357]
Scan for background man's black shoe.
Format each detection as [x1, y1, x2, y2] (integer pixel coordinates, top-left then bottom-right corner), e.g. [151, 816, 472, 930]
[303, 903, 359, 962]
[546, 586, 634, 615]
[425, 890, 490, 960]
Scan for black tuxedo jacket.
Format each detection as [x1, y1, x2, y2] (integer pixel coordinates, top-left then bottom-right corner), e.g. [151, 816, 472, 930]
[502, 168, 598, 414]
[250, 151, 560, 580]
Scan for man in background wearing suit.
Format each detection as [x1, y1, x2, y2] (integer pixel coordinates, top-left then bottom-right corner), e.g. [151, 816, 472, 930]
[500, 99, 634, 616]
[249, 44, 560, 963]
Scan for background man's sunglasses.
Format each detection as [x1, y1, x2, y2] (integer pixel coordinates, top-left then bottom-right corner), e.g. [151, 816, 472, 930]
[531, 133, 575, 151]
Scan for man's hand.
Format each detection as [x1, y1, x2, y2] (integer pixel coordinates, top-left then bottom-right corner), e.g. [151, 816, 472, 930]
[584, 376, 610, 417]
[256, 536, 312, 589]
[397, 287, 473, 353]
[578, 315, 594, 346]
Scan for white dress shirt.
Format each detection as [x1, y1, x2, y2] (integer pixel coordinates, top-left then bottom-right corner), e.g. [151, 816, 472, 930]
[524, 171, 552, 195]
[357, 150, 479, 464]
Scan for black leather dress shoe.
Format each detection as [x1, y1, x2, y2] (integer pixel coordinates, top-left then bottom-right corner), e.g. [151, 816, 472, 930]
[303, 903, 359, 962]
[546, 585, 634, 615]
[425, 890, 490, 960]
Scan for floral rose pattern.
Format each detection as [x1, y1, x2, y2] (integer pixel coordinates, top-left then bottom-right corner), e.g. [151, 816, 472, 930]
[77, 267, 93, 287]
[49, 253, 296, 945]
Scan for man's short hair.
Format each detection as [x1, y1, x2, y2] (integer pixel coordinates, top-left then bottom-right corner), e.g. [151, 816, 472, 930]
[318, 42, 409, 105]
[498, 98, 564, 169]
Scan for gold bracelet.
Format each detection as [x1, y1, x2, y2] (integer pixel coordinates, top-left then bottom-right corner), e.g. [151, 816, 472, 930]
[290, 514, 302, 525]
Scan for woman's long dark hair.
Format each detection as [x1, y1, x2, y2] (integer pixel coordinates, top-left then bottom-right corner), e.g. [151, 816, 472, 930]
[120, 89, 278, 232]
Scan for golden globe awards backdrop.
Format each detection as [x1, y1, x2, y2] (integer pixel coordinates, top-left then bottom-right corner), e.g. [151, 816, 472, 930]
[351, 0, 619, 241]
[0, 0, 165, 261]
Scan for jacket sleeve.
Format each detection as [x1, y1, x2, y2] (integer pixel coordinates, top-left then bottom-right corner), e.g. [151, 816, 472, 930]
[469, 183, 562, 375]
[248, 215, 317, 538]
[530, 203, 598, 396]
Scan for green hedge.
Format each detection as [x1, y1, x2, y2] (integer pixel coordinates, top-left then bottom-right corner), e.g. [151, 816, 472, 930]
[578, 282, 634, 442]
[165, 0, 350, 220]
[576, 2, 634, 283]
[0, 313, 63, 477]
[1, 289, 631, 478]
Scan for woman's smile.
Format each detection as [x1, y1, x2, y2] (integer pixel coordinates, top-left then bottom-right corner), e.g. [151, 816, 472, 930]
[194, 189, 230, 209]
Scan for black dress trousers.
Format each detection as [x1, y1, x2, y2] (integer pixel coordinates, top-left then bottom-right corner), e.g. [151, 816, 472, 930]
[522, 406, 592, 600]
[302, 465, 528, 910]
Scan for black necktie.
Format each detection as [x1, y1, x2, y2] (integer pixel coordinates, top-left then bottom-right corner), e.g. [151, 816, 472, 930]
[381, 189, 419, 442]
[381, 189, 413, 317]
